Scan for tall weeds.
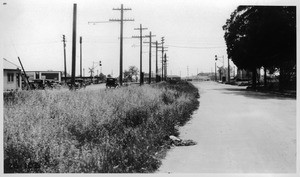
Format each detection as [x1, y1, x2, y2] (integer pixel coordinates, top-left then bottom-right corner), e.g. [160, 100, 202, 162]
[4, 81, 199, 173]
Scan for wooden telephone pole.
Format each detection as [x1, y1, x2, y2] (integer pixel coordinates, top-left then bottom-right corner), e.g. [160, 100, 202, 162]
[144, 32, 156, 84]
[71, 3, 77, 86]
[62, 35, 67, 83]
[109, 4, 134, 86]
[157, 37, 168, 81]
[164, 53, 169, 81]
[132, 24, 147, 86]
[155, 41, 159, 82]
[80, 36, 82, 78]
[18, 57, 31, 89]
[160, 37, 165, 80]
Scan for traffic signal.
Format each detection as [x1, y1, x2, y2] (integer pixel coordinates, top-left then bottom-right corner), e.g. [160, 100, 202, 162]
[99, 61, 102, 66]
[215, 55, 217, 61]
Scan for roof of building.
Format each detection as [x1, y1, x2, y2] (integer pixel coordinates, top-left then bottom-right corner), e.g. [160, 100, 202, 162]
[167, 75, 181, 78]
[3, 58, 20, 70]
[27, 71, 62, 73]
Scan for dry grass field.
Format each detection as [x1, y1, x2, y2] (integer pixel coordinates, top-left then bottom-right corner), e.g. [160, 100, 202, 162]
[4, 81, 199, 173]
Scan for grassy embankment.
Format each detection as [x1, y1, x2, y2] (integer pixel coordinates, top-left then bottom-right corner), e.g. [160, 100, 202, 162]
[4, 81, 199, 173]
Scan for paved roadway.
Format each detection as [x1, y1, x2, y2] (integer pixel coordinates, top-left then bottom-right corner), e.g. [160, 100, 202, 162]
[158, 81, 296, 173]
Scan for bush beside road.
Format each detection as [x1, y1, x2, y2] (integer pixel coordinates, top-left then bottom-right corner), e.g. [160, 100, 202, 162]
[4, 81, 199, 173]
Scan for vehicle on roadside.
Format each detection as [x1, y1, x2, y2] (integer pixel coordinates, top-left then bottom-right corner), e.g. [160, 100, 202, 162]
[67, 79, 86, 90]
[106, 78, 119, 88]
[29, 79, 45, 89]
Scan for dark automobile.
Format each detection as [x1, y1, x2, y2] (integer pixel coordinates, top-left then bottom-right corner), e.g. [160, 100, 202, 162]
[75, 79, 86, 88]
[29, 79, 45, 89]
[106, 78, 118, 88]
[67, 79, 86, 90]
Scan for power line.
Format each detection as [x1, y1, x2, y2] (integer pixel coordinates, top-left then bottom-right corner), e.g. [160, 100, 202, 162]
[166, 44, 226, 49]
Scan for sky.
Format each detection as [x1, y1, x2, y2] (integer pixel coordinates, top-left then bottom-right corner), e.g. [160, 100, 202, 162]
[0, 0, 298, 78]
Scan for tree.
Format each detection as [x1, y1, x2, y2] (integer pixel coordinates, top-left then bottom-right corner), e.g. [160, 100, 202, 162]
[223, 6, 296, 90]
[124, 66, 139, 82]
[128, 66, 139, 82]
[98, 73, 106, 81]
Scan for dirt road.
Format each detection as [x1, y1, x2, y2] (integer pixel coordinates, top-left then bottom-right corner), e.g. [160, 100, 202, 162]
[158, 81, 296, 173]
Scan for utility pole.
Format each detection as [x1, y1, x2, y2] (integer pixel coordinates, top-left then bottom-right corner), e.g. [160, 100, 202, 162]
[187, 66, 189, 80]
[132, 24, 147, 86]
[62, 35, 67, 83]
[144, 40, 162, 82]
[18, 57, 31, 90]
[163, 53, 169, 81]
[158, 46, 168, 81]
[164, 53, 167, 81]
[71, 3, 77, 86]
[144, 31, 156, 84]
[155, 41, 158, 82]
[80, 36, 82, 78]
[109, 4, 134, 86]
[161, 37, 164, 81]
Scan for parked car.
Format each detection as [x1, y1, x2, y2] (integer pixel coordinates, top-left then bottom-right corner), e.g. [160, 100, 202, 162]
[106, 78, 119, 88]
[67, 79, 86, 90]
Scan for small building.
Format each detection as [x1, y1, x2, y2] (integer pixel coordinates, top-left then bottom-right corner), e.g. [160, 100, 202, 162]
[167, 75, 181, 81]
[143, 73, 156, 83]
[26, 71, 62, 83]
[3, 58, 22, 92]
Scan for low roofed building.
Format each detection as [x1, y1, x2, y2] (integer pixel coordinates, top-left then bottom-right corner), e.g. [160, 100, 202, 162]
[3, 58, 22, 92]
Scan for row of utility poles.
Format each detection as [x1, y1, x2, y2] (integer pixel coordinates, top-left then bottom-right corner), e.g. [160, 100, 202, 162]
[110, 4, 169, 86]
[65, 3, 170, 87]
[132, 27, 169, 85]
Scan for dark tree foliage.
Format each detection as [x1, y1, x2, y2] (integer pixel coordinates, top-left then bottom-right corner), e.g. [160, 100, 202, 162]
[223, 6, 296, 90]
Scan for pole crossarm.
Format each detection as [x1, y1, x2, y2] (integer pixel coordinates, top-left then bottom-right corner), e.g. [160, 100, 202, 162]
[132, 36, 147, 38]
[113, 7, 132, 10]
[134, 27, 148, 30]
[145, 35, 156, 38]
[109, 19, 134, 22]
[88, 21, 113, 24]
[131, 44, 148, 47]
[143, 41, 160, 44]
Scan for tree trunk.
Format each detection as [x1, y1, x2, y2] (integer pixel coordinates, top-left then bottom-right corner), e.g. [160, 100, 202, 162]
[279, 67, 285, 91]
[252, 68, 257, 89]
[264, 67, 267, 87]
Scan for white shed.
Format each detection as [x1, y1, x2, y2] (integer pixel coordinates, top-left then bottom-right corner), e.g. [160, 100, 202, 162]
[3, 58, 22, 92]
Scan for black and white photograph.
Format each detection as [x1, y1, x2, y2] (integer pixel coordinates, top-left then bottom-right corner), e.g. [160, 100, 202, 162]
[1, 0, 298, 174]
